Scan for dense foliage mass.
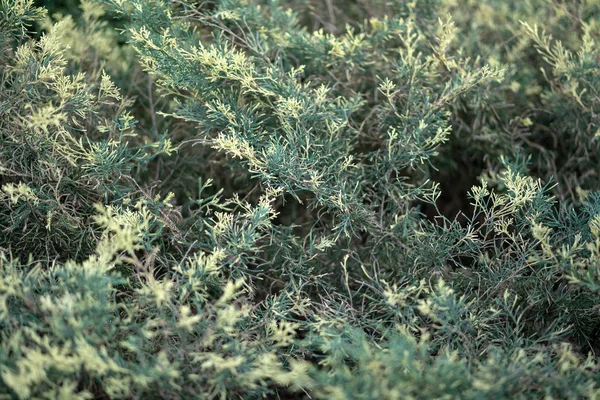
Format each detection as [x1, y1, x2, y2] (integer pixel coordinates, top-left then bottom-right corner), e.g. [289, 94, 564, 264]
[1, 0, 600, 398]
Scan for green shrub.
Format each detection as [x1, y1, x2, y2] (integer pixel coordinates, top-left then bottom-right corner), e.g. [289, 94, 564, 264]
[1, 0, 600, 398]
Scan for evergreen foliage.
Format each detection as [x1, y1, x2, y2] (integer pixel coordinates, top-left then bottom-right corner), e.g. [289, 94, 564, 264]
[1, 0, 600, 398]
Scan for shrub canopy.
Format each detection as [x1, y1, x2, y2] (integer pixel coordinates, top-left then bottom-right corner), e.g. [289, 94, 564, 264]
[1, 0, 600, 398]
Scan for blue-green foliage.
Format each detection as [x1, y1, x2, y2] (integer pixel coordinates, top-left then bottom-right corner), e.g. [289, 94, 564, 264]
[1, 0, 600, 398]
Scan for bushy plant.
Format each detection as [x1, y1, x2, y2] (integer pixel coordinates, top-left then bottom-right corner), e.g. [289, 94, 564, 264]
[1, 0, 600, 398]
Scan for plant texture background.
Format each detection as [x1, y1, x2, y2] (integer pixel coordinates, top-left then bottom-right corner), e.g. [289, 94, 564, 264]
[1, 0, 600, 398]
